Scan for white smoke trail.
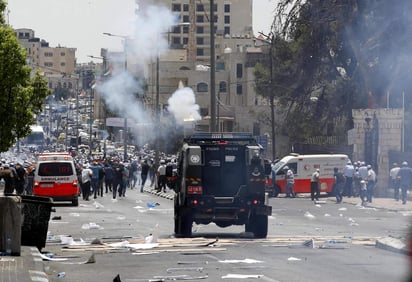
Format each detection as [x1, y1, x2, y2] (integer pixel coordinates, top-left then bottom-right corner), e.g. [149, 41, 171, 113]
[97, 1, 202, 146]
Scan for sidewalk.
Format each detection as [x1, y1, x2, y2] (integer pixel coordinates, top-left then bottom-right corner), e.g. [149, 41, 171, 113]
[339, 196, 412, 255]
[0, 246, 48, 282]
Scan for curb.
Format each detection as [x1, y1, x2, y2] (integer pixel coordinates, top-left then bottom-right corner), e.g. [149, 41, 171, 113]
[375, 237, 408, 255]
[143, 187, 174, 200]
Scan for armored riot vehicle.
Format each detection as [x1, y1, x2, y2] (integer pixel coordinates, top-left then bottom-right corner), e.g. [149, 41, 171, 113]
[173, 133, 272, 238]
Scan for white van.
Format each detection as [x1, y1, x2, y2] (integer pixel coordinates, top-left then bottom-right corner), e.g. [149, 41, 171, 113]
[266, 153, 350, 197]
[33, 152, 79, 206]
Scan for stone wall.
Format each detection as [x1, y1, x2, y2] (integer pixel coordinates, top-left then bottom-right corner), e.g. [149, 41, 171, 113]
[352, 108, 403, 196]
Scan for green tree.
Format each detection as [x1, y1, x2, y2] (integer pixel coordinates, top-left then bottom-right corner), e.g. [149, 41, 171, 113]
[256, 0, 412, 148]
[0, 1, 50, 152]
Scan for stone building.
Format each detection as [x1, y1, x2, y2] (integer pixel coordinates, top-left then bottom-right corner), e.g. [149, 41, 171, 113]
[351, 108, 403, 196]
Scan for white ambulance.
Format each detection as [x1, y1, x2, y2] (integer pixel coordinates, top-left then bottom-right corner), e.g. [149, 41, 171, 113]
[266, 153, 350, 197]
[33, 152, 79, 206]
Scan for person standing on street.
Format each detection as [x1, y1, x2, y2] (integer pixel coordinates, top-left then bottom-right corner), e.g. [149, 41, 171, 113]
[343, 161, 355, 197]
[157, 160, 167, 192]
[81, 164, 93, 201]
[397, 161, 412, 205]
[389, 162, 400, 201]
[0, 163, 15, 194]
[310, 169, 320, 201]
[283, 166, 295, 198]
[333, 167, 346, 204]
[366, 165, 377, 203]
[14, 162, 27, 195]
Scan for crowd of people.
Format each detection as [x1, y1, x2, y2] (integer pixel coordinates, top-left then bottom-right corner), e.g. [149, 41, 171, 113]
[75, 156, 177, 201]
[0, 148, 178, 201]
[0, 159, 35, 195]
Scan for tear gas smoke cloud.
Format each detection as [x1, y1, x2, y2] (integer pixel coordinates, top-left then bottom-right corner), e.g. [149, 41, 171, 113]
[96, 1, 201, 144]
[168, 87, 201, 125]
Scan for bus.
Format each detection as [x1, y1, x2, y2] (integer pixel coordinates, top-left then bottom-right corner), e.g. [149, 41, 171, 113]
[23, 125, 45, 150]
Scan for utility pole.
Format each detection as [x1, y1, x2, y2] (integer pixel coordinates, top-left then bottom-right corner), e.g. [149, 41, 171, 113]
[210, 0, 216, 132]
[102, 32, 128, 161]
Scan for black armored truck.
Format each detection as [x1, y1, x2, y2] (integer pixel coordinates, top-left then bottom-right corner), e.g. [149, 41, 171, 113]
[173, 132, 272, 238]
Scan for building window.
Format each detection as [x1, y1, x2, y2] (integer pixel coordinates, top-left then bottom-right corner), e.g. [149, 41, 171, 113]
[25, 32, 30, 37]
[197, 48, 204, 56]
[183, 37, 188, 44]
[183, 26, 189, 33]
[224, 4, 230, 13]
[49, 82, 53, 88]
[172, 26, 181, 33]
[197, 26, 204, 34]
[236, 63, 243, 78]
[196, 4, 204, 12]
[196, 37, 204, 45]
[183, 15, 189, 23]
[236, 83, 243, 95]
[172, 37, 180, 45]
[63, 82, 67, 88]
[44, 52, 53, 57]
[196, 15, 204, 23]
[68, 82, 72, 89]
[197, 82, 208, 92]
[60, 52, 65, 56]
[224, 15, 230, 24]
[183, 4, 189, 12]
[172, 4, 181, 12]
[219, 81, 227, 93]
[224, 26, 230, 35]
[60, 62, 66, 67]
[44, 62, 53, 67]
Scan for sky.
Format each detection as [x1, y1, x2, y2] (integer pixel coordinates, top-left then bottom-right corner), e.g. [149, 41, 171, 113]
[6, 0, 276, 63]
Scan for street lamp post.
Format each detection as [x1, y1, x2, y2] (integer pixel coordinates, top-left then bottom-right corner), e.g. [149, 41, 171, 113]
[102, 32, 129, 161]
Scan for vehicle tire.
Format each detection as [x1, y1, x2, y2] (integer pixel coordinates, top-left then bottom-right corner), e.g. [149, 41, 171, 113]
[245, 213, 268, 238]
[72, 197, 79, 206]
[174, 197, 192, 237]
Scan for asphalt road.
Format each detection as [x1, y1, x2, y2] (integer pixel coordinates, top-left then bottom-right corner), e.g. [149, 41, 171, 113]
[41, 187, 412, 282]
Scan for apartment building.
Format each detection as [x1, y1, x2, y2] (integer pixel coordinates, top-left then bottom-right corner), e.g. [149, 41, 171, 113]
[14, 28, 77, 92]
[152, 0, 254, 63]
[143, 1, 271, 138]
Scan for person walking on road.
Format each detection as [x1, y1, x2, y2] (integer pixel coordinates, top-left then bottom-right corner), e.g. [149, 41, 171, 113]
[283, 166, 295, 198]
[397, 161, 412, 205]
[366, 165, 377, 203]
[112, 161, 123, 200]
[104, 163, 114, 194]
[140, 159, 150, 192]
[89, 160, 102, 199]
[310, 168, 320, 201]
[389, 162, 400, 201]
[333, 167, 345, 204]
[343, 161, 355, 197]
